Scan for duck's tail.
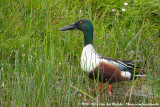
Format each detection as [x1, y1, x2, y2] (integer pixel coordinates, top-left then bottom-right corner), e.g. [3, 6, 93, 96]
[121, 60, 146, 80]
[130, 73, 146, 80]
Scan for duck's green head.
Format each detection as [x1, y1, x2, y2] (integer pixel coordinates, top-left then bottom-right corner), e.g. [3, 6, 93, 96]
[59, 19, 93, 46]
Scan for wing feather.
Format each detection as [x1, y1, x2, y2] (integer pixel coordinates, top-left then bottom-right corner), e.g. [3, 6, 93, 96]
[100, 55, 142, 72]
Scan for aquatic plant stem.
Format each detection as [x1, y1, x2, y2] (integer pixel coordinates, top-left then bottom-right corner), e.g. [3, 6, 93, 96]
[128, 21, 142, 106]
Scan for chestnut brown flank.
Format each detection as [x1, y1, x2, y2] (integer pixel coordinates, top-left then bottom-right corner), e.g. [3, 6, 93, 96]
[89, 62, 129, 84]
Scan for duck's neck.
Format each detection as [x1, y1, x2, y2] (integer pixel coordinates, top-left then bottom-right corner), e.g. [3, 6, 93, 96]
[83, 30, 93, 46]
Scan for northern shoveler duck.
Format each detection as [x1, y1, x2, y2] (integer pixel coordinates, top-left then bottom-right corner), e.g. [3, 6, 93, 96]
[59, 19, 145, 93]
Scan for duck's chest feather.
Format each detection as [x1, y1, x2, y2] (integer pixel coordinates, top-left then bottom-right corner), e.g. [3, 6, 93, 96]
[80, 44, 100, 72]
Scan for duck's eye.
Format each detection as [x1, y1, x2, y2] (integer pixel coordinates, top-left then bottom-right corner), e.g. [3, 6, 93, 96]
[80, 21, 83, 24]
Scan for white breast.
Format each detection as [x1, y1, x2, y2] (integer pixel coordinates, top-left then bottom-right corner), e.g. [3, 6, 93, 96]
[80, 44, 100, 72]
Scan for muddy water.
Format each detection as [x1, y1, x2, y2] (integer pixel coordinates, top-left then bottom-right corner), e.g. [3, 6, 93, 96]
[80, 77, 159, 105]
[109, 78, 157, 104]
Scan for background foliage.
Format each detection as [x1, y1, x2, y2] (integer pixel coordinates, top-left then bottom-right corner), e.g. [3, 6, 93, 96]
[0, 0, 160, 106]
